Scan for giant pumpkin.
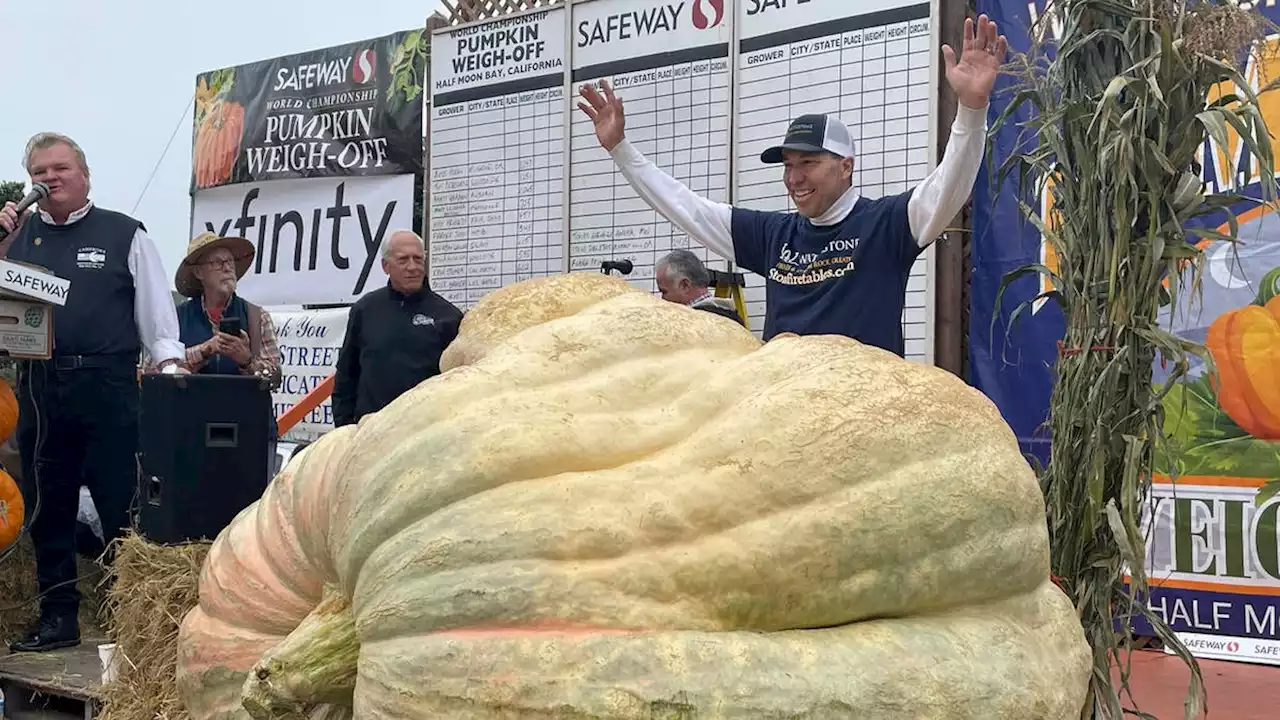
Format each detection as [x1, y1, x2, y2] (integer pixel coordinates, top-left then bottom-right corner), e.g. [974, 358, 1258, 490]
[1206, 294, 1280, 440]
[176, 273, 1092, 719]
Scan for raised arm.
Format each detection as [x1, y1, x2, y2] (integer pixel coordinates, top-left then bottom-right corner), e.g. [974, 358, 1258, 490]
[911, 14, 1009, 248]
[579, 80, 735, 262]
[907, 104, 988, 247]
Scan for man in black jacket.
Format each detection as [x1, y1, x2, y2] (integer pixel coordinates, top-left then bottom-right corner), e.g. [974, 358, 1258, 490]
[332, 230, 462, 427]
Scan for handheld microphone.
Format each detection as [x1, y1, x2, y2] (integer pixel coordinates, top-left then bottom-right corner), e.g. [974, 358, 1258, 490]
[601, 259, 633, 276]
[0, 182, 50, 240]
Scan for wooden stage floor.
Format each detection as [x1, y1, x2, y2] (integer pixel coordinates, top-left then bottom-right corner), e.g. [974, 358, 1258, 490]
[1114, 649, 1279, 719]
[0, 635, 105, 718]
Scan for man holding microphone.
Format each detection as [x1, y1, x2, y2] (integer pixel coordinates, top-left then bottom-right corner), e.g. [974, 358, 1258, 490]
[0, 132, 186, 653]
[577, 15, 1008, 357]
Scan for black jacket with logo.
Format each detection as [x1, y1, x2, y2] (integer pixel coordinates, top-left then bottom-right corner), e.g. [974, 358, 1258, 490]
[332, 282, 463, 427]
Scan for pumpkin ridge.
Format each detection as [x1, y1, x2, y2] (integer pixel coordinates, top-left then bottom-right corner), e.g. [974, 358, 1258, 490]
[426, 620, 642, 638]
[353, 582, 1085, 719]
[333, 340, 821, 590]
[335, 407, 718, 592]
[356, 443, 1015, 574]
[349, 445, 1046, 643]
[250, 485, 320, 605]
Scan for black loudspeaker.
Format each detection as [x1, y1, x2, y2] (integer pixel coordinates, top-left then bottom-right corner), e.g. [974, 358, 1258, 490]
[137, 373, 275, 543]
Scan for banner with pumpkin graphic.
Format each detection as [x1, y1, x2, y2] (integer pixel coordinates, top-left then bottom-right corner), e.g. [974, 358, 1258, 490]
[190, 28, 427, 193]
[974, 0, 1280, 666]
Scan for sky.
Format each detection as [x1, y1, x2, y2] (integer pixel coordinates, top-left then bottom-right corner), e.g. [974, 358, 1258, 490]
[0, 0, 447, 288]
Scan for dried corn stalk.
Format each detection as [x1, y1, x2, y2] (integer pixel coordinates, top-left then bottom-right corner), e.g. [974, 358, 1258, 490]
[988, 1, 1278, 718]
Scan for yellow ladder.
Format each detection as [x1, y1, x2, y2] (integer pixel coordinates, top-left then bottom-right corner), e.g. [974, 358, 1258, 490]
[707, 267, 750, 330]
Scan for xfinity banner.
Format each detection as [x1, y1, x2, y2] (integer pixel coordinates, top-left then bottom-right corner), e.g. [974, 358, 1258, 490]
[190, 29, 427, 192]
[190, 174, 412, 306]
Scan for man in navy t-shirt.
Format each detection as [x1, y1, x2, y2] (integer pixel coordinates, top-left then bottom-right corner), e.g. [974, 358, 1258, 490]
[577, 15, 1009, 357]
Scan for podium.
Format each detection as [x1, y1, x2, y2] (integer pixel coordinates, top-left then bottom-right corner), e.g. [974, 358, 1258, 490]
[137, 373, 274, 543]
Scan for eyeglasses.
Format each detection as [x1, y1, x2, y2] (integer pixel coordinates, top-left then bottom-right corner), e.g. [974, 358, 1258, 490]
[202, 258, 237, 269]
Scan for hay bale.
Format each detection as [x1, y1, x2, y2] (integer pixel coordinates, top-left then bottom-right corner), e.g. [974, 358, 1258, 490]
[0, 534, 107, 643]
[98, 531, 210, 720]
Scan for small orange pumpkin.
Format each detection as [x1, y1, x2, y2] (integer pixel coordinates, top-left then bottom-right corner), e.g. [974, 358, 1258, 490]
[0, 381, 17, 444]
[0, 468, 22, 552]
[1206, 294, 1280, 440]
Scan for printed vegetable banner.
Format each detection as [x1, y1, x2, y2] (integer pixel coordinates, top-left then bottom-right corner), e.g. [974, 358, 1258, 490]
[974, 0, 1280, 665]
[190, 29, 427, 193]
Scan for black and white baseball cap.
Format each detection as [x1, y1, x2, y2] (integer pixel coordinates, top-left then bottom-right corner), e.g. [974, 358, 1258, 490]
[760, 114, 856, 164]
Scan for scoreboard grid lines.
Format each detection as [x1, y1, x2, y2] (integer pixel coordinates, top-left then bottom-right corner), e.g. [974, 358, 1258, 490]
[429, 0, 941, 361]
[567, 4, 734, 294]
[731, 1, 936, 358]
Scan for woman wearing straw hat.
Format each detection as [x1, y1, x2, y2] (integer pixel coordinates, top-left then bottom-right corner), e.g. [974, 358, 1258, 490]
[169, 231, 282, 397]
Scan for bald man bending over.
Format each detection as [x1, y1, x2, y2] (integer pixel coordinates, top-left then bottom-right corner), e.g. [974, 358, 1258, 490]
[332, 230, 463, 427]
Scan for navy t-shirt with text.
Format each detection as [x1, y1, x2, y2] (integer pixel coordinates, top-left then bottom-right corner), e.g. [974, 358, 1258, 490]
[730, 190, 922, 356]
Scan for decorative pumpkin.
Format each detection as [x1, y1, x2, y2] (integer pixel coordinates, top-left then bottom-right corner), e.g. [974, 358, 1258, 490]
[1257, 265, 1280, 306]
[193, 100, 244, 189]
[0, 468, 22, 553]
[0, 380, 17, 445]
[1206, 294, 1280, 440]
[176, 273, 1091, 719]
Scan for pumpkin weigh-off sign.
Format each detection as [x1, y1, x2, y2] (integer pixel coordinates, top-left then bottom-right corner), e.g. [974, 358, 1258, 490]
[190, 28, 427, 193]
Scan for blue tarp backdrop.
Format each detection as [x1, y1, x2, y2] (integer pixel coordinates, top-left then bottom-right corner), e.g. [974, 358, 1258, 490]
[970, 0, 1060, 468]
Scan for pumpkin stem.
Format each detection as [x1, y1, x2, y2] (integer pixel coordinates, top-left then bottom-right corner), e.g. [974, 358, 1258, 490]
[240, 586, 358, 719]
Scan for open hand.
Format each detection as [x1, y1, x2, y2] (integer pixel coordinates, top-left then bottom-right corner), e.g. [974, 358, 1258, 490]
[942, 14, 1008, 109]
[577, 79, 625, 152]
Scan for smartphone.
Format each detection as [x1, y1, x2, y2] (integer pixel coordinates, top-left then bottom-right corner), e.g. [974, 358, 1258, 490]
[218, 317, 242, 336]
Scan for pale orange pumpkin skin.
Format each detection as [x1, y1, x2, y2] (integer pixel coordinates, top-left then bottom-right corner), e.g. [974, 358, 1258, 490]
[0, 468, 23, 552]
[1206, 295, 1280, 439]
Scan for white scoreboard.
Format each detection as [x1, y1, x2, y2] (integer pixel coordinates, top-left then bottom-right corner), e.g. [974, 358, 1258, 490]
[428, 0, 940, 363]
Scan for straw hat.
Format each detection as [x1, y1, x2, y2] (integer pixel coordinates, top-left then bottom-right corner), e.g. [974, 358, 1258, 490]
[175, 231, 255, 298]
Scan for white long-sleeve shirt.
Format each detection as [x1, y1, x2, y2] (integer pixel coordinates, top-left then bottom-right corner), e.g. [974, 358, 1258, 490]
[34, 201, 185, 365]
[605, 103, 989, 352]
[607, 103, 989, 262]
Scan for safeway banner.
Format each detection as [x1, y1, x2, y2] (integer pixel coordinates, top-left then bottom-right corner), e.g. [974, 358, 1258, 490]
[974, 0, 1280, 664]
[190, 29, 427, 192]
